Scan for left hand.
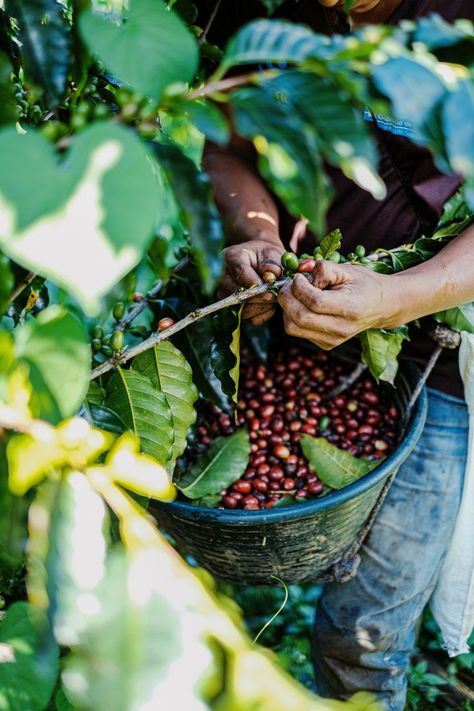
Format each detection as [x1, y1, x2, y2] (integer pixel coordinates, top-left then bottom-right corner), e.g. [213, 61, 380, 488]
[277, 260, 402, 350]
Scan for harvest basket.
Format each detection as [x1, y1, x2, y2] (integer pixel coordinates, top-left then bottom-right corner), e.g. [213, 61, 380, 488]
[151, 362, 427, 586]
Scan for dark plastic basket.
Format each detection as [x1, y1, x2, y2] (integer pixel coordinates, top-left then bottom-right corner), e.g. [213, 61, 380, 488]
[151, 362, 427, 586]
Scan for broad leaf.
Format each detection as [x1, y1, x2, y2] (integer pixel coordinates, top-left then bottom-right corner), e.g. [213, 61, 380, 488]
[319, 229, 342, 259]
[435, 303, 474, 334]
[80, 0, 198, 103]
[0, 52, 18, 126]
[133, 343, 198, 462]
[0, 602, 59, 711]
[258, 0, 286, 14]
[0, 445, 28, 570]
[359, 326, 409, 384]
[178, 429, 250, 499]
[301, 435, 378, 490]
[105, 368, 174, 464]
[184, 100, 230, 146]
[0, 253, 14, 315]
[55, 689, 75, 711]
[14, 306, 90, 423]
[5, 0, 70, 107]
[210, 306, 242, 405]
[442, 80, 474, 207]
[220, 19, 328, 75]
[153, 142, 223, 293]
[0, 124, 160, 314]
[83, 403, 127, 435]
[86, 380, 105, 406]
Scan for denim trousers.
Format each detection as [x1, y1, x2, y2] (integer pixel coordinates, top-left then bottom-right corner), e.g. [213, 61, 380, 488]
[312, 387, 469, 711]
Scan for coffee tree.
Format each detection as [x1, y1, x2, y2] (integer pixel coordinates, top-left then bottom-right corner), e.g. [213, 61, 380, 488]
[0, 0, 472, 709]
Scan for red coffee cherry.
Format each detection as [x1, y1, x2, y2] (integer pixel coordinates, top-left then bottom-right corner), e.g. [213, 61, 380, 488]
[158, 317, 175, 331]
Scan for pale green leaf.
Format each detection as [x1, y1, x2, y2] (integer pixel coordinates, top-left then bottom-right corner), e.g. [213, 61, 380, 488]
[178, 429, 250, 499]
[301, 435, 378, 490]
[132, 343, 198, 462]
[319, 229, 342, 259]
[359, 327, 409, 384]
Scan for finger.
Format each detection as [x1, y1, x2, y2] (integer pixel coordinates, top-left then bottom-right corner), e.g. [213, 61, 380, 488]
[289, 274, 348, 316]
[311, 260, 351, 290]
[243, 303, 274, 320]
[227, 253, 263, 289]
[250, 306, 276, 326]
[258, 258, 283, 279]
[282, 315, 345, 350]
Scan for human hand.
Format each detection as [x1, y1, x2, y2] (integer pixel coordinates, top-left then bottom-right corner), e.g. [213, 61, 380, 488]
[277, 260, 402, 349]
[218, 239, 285, 325]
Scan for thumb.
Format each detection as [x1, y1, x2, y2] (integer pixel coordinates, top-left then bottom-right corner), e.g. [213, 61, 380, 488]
[311, 260, 351, 290]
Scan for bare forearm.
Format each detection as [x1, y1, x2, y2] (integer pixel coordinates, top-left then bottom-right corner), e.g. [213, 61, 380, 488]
[387, 224, 474, 327]
[203, 146, 282, 246]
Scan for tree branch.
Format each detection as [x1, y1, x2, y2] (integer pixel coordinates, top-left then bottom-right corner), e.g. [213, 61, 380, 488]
[90, 278, 289, 381]
[198, 0, 223, 46]
[187, 69, 277, 101]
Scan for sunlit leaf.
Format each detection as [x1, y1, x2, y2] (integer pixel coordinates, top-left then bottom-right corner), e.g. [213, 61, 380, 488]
[0, 602, 59, 711]
[133, 343, 198, 462]
[105, 368, 174, 464]
[435, 303, 474, 333]
[301, 435, 378, 490]
[0, 125, 160, 314]
[359, 326, 409, 384]
[210, 306, 242, 405]
[178, 429, 250, 499]
[319, 229, 342, 259]
[80, 0, 198, 102]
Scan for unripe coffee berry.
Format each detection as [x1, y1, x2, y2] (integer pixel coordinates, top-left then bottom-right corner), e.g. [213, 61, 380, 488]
[262, 271, 277, 284]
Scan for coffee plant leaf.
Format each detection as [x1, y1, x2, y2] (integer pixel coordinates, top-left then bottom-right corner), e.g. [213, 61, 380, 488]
[105, 368, 174, 465]
[153, 143, 223, 293]
[0, 52, 18, 125]
[319, 229, 342, 259]
[0, 124, 160, 315]
[80, 0, 198, 103]
[442, 80, 474, 209]
[0, 601, 59, 711]
[359, 326, 409, 384]
[435, 303, 474, 334]
[0, 445, 28, 570]
[31, 472, 108, 647]
[5, 0, 70, 107]
[132, 343, 198, 462]
[413, 15, 474, 57]
[220, 19, 328, 75]
[231, 81, 332, 234]
[178, 429, 250, 499]
[82, 403, 127, 435]
[61, 548, 208, 711]
[86, 380, 105, 407]
[14, 306, 90, 423]
[210, 305, 242, 405]
[55, 688, 74, 711]
[0, 253, 14, 315]
[183, 100, 230, 146]
[301, 435, 377, 490]
[388, 249, 422, 272]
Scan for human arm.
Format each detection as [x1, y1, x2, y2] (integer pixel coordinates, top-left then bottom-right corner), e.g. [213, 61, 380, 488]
[277, 223, 474, 349]
[203, 139, 285, 324]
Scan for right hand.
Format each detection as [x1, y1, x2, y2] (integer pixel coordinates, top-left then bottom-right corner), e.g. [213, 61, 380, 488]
[218, 239, 284, 325]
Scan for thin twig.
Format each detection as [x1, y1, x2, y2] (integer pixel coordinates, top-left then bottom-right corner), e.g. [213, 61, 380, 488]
[187, 69, 277, 101]
[404, 345, 443, 425]
[198, 0, 223, 46]
[329, 362, 367, 398]
[8, 272, 36, 304]
[90, 278, 289, 380]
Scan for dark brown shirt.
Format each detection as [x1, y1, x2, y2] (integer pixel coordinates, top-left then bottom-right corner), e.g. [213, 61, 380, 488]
[202, 0, 474, 396]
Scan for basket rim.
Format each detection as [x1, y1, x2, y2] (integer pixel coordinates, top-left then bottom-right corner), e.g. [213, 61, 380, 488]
[152, 362, 428, 525]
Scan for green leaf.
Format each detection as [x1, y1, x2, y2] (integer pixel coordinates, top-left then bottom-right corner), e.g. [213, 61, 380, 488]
[86, 380, 105, 407]
[80, 0, 198, 103]
[184, 100, 230, 146]
[221, 19, 328, 75]
[153, 142, 223, 293]
[0, 124, 160, 315]
[55, 688, 75, 711]
[178, 429, 250, 499]
[132, 343, 198, 462]
[14, 306, 90, 423]
[0, 445, 28, 570]
[0, 253, 14, 315]
[442, 81, 474, 204]
[105, 368, 174, 464]
[301, 435, 378, 490]
[0, 52, 18, 126]
[359, 326, 409, 384]
[84, 403, 127, 435]
[210, 306, 242, 405]
[258, 0, 286, 14]
[319, 229, 342, 259]
[5, 0, 70, 107]
[0, 601, 59, 711]
[435, 303, 474, 333]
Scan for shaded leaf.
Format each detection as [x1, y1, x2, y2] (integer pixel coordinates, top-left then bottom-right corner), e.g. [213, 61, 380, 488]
[0, 51, 18, 126]
[80, 0, 198, 103]
[14, 306, 90, 423]
[178, 429, 250, 499]
[5, 0, 70, 107]
[86, 380, 105, 407]
[0, 124, 160, 315]
[301, 435, 377, 490]
[184, 100, 230, 146]
[153, 142, 223, 293]
[359, 326, 409, 384]
[210, 306, 242, 405]
[55, 688, 75, 711]
[84, 403, 127, 435]
[0, 601, 59, 711]
[0, 444, 28, 570]
[258, 0, 286, 14]
[319, 229, 342, 259]
[105, 368, 174, 464]
[442, 80, 474, 207]
[132, 343, 198, 461]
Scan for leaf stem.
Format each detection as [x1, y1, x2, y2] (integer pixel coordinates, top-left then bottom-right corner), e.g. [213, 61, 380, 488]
[187, 69, 277, 101]
[90, 278, 289, 381]
[8, 271, 36, 304]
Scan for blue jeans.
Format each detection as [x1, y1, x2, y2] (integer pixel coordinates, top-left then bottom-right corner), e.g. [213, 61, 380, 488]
[312, 388, 468, 711]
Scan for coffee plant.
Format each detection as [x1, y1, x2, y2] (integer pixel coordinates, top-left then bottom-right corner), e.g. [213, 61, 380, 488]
[0, 0, 473, 708]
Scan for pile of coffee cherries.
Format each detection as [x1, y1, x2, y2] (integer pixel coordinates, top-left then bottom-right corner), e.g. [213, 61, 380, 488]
[189, 347, 400, 511]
